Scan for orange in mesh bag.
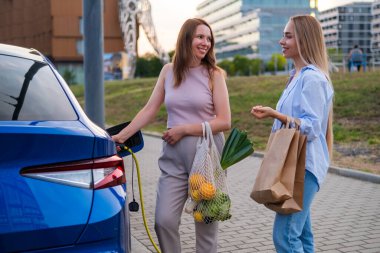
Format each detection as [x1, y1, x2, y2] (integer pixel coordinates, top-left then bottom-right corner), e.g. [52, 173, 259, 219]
[185, 122, 231, 224]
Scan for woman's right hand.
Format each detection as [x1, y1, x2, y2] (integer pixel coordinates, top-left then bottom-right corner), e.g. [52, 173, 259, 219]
[112, 134, 124, 144]
[250, 105, 275, 119]
[112, 134, 124, 152]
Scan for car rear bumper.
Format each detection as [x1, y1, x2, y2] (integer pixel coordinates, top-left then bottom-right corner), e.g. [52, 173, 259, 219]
[18, 208, 131, 253]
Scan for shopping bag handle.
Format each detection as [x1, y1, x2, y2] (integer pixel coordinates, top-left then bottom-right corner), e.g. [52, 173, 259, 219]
[280, 116, 291, 129]
[201, 121, 217, 149]
[281, 116, 301, 130]
[201, 122, 206, 138]
[294, 118, 301, 130]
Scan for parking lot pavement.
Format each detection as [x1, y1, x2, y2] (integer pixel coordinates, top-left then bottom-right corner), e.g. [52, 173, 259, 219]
[127, 134, 380, 253]
[131, 235, 151, 253]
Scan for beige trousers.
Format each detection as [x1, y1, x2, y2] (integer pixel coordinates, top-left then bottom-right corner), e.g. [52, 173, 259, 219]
[154, 133, 224, 253]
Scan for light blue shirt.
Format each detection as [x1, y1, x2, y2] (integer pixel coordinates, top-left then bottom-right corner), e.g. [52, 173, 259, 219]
[272, 65, 334, 187]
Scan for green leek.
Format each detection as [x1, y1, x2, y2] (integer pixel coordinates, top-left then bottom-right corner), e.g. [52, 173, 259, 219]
[220, 128, 254, 170]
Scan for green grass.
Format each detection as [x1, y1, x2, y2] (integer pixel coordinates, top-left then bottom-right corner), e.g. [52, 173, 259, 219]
[70, 71, 380, 169]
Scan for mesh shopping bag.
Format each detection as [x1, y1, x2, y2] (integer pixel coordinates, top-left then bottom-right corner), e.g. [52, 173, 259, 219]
[185, 122, 231, 223]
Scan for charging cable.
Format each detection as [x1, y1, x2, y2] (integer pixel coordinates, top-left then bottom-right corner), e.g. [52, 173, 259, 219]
[128, 154, 139, 212]
[118, 145, 161, 253]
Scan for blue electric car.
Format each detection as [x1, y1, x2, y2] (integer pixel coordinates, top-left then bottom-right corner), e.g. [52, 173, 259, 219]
[0, 43, 131, 252]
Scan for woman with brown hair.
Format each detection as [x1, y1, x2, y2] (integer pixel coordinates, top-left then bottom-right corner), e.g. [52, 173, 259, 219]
[112, 18, 231, 253]
[251, 15, 334, 252]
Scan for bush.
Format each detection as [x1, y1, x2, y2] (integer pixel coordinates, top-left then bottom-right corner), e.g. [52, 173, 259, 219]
[135, 54, 164, 77]
[62, 69, 76, 85]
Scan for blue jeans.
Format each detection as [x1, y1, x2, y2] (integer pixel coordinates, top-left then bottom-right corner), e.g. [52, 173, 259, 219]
[273, 170, 319, 253]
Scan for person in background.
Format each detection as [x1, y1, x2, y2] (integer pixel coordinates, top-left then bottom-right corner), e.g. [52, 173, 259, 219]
[112, 18, 231, 253]
[250, 15, 334, 253]
[347, 44, 363, 72]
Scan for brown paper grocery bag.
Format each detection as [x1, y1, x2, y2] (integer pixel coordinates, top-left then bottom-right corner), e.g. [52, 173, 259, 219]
[250, 122, 299, 204]
[265, 131, 306, 214]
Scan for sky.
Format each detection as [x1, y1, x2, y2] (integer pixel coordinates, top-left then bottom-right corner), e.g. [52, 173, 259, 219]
[138, 0, 374, 55]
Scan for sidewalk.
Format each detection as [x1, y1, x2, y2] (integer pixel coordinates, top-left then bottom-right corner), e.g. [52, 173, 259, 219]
[127, 134, 380, 253]
[131, 235, 151, 253]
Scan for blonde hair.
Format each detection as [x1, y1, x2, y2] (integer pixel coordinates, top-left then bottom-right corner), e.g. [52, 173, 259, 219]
[291, 15, 330, 81]
[291, 15, 334, 158]
[172, 18, 220, 87]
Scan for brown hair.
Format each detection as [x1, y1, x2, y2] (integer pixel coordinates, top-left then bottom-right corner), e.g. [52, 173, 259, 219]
[172, 18, 219, 87]
[291, 15, 334, 157]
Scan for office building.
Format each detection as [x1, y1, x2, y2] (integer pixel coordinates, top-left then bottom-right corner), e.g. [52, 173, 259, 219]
[319, 2, 372, 58]
[196, 0, 315, 61]
[372, 0, 380, 62]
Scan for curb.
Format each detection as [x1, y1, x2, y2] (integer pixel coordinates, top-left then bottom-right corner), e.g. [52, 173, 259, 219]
[328, 165, 380, 184]
[143, 131, 380, 184]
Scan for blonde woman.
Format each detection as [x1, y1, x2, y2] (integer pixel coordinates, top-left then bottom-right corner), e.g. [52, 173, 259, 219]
[251, 15, 333, 252]
[112, 18, 231, 253]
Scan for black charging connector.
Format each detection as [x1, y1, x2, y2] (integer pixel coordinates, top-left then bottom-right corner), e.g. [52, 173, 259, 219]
[123, 144, 139, 212]
[106, 122, 144, 213]
[129, 200, 139, 212]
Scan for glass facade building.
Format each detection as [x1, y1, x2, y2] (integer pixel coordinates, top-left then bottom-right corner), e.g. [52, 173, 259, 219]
[372, 0, 380, 62]
[196, 0, 314, 61]
[319, 2, 372, 57]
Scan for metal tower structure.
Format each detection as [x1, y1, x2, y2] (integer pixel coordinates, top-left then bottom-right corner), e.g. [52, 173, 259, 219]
[118, 0, 169, 78]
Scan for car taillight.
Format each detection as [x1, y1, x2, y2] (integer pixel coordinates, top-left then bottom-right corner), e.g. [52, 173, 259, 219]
[20, 155, 125, 190]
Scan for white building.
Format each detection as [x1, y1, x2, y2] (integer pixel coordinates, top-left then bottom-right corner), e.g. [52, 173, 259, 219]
[196, 0, 315, 61]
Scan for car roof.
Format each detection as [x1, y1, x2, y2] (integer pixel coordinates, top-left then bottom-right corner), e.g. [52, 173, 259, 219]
[0, 43, 46, 63]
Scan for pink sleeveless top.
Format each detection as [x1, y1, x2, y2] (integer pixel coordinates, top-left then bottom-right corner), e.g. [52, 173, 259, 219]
[164, 65, 215, 128]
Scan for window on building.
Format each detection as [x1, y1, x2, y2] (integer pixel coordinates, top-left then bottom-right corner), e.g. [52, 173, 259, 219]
[79, 17, 84, 35]
[76, 40, 84, 56]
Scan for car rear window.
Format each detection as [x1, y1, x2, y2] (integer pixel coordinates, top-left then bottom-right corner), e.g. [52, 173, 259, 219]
[0, 55, 77, 121]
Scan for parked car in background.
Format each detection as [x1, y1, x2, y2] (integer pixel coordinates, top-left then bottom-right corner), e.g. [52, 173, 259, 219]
[0, 43, 131, 252]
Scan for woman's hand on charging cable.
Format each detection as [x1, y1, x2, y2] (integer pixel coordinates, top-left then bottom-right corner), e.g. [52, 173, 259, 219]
[112, 134, 123, 143]
[112, 135, 124, 151]
[162, 126, 185, 145]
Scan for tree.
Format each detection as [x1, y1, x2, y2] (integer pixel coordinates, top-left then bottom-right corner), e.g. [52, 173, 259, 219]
[249, 58, 262, 76]
[218, 56, 263, 77]
[266, 53, 286, 73]
[149, 57, 163, 76]
[135, 57, 149, 77]
[233, 55, 251, 76]
[218, 60, 235, 76]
